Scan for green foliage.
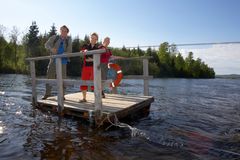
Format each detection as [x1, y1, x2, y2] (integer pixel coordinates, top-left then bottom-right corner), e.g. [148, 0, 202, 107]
[67, 36, 83, 76]
[2, 44, 15, 73]
[83, 35, 90, 45]
[149, 62, 160, 76]
[16, 45, 28, 73]
[157, 42, 174, 77]
[26, 21, 41, 57]
[174, 53, 185, 77]
[48, 24, 57, 37]
[0, 23, 215, 78]
[0, 36, 8, 71]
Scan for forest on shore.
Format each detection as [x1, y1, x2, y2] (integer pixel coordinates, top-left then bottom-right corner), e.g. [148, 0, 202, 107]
[0, 22, 215, 78]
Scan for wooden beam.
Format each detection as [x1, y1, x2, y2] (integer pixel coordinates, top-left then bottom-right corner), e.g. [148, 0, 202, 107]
[30, 61, 37, 106]
[143, 58, 149, 96]
[26, 49, 106, 61]
[113, 56, 152, 61]
[36, 79, 112, 86]
[36, 92, 154, 126]
[56, 58, 64, 114]
[123, 75, 153, 79]
[93, 53, 102, 123]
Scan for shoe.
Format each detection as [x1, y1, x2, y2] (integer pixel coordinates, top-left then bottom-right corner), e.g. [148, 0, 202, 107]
[102, 91, 106, 98]
[79, 99, 87, 103]
[41, 95, 49, 100]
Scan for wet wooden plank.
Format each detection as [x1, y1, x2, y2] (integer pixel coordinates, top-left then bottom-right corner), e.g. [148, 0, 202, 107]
[37, 92, 154, 122]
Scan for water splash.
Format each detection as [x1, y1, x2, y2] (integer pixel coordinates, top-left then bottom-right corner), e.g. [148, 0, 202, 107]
[105, 114, 184, 148]
[0, 91, 5, 95]
[105, 114, 148, 137]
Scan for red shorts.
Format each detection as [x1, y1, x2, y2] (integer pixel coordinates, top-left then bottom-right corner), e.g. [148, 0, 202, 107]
[81, 66, 93, 80]
[80, 66, 94, 91]
[80, 85, 94, 91]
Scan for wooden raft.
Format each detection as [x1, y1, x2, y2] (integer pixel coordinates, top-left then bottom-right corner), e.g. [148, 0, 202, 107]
[37, 92, 154, 123]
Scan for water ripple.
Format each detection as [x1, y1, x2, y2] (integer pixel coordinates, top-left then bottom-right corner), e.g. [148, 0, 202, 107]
[0, 75, 240, 159]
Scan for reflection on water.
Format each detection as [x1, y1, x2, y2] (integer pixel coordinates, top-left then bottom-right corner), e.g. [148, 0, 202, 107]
[0, 74, 240, 159]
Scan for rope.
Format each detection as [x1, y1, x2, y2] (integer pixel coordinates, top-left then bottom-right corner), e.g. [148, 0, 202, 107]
[105, 113, 132, 130]
[99, 113, 240, 158]
[103, 113, 148, 137]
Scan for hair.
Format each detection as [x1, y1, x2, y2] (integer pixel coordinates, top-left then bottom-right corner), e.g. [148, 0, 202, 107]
[91, 32, 99, 40]
[104, 37, 110, 41]
[60, 25, 69, 33]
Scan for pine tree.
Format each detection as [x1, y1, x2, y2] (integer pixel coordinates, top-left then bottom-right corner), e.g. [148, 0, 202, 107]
[83, 35, 90, 45]
[158, 42, 172, 76]
[0, 25, 6, 37]
[184, 52, 194, 77]
[137, 46, 144, 56]
[48, 23, 57, 37]
[174, 53, 185, 77]
[68, 36, 82, 76]
[122, 45, 127, 51]
[26, 21, 40, 57]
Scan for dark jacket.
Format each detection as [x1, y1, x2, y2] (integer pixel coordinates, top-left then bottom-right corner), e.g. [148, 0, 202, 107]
[82, 43, 99, 66]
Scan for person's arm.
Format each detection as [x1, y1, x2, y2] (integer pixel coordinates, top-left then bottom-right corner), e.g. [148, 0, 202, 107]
[110, 55, 126, 61]
[65, 36, 72, 62]
[107, 50, 126, 61]
[85, 55, 93, 62]
[80, 44, 93, 62]
[66, 36, 72, 53]
[45, 35, 57, 54]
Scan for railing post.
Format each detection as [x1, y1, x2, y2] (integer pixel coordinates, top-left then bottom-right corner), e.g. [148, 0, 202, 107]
[143, 58, 149, 96]
[93, 53, 102, 123]
[56, 57, 64, 114]
[30, 60, 37, 106]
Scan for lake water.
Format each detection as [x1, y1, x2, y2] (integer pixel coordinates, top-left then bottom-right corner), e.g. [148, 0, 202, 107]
[0, 74, 240, 160]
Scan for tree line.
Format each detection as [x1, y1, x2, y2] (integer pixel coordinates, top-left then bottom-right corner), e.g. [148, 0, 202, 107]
[0, 22, 215, 78]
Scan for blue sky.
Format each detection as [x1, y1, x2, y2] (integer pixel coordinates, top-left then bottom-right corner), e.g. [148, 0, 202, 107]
[0, 0, 240, 74]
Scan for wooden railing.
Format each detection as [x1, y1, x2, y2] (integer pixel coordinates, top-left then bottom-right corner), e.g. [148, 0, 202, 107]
[115, 56, 152, 96]
[26, 49, 152, 121]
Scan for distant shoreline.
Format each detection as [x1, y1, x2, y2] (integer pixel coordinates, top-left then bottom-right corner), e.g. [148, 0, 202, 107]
[216, 74, 240, 79]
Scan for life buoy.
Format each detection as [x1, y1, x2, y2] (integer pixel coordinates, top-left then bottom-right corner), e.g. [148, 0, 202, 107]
[108, 63, 123, 87]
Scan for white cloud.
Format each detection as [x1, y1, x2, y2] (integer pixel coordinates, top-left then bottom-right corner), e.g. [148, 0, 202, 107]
[178, 44, 240, 75]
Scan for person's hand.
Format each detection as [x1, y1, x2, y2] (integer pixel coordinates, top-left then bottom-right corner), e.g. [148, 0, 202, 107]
[81, 49, 87, 52]
[51, 48, 57, 54]
[85, 57, 93, 62]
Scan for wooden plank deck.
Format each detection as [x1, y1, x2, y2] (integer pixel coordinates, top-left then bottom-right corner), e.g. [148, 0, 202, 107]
[37, 92, 154, 123]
